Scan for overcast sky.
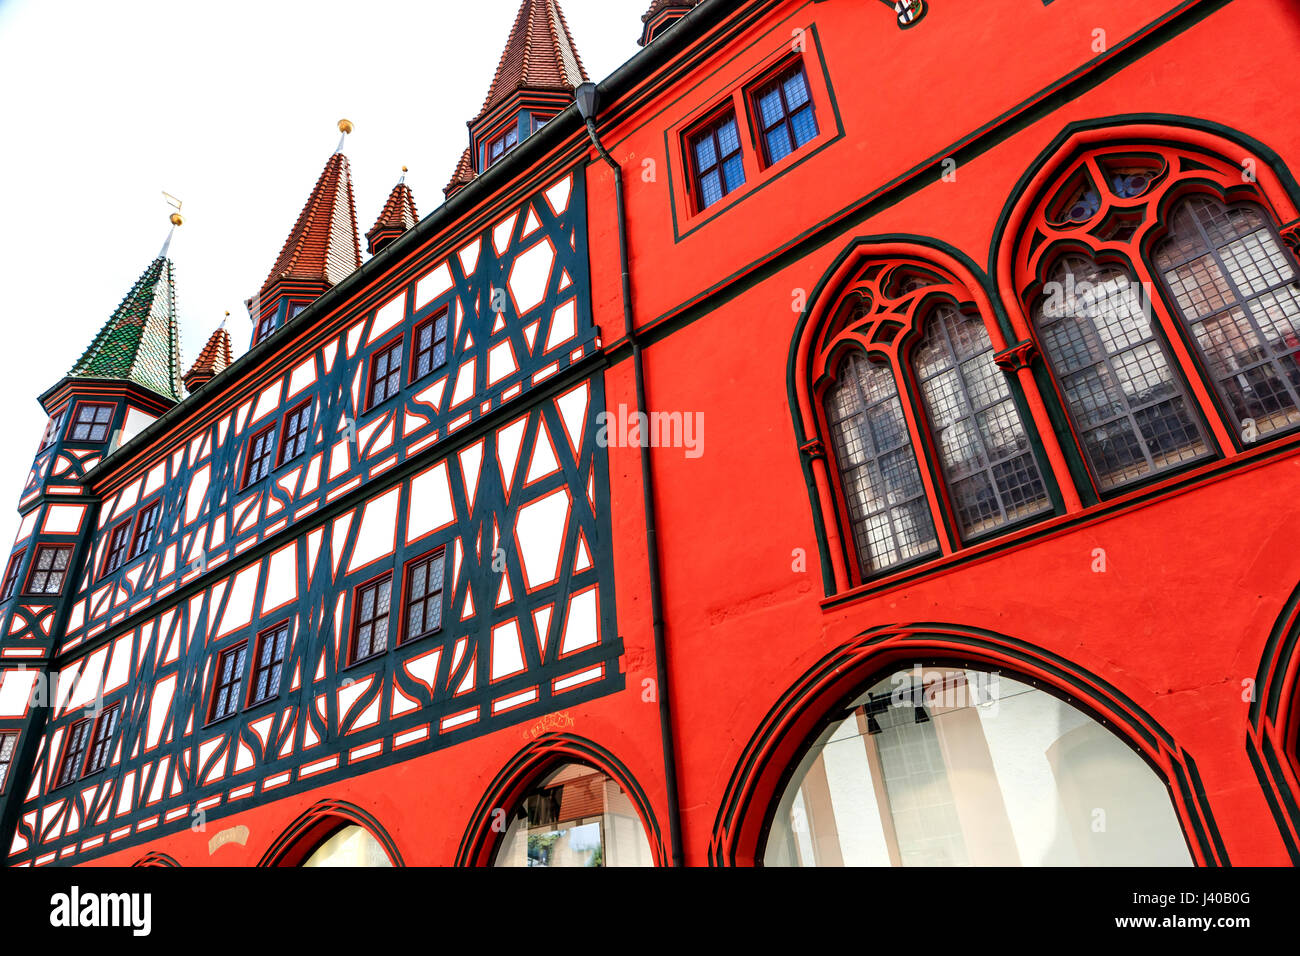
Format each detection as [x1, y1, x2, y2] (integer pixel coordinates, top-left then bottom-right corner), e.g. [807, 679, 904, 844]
[0, 0, 642, 550]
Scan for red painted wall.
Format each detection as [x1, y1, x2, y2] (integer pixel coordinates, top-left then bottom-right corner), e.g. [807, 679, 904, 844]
[81, 0, 1300, 866]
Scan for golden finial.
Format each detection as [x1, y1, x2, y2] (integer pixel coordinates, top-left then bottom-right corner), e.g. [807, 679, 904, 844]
[163, 191, 184, 227]
[169, 212, 184, 227]
[402, 165, 408, 173]
[338, 118, 354, 135]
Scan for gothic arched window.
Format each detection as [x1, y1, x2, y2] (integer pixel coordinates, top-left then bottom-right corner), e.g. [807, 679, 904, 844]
[1153, 197, 1300, 439]
[912, 304, 1051, 536]
[1032, 255, 1212, 491]
[806, 257, 1055, 584]
[825, 351, 939, 574]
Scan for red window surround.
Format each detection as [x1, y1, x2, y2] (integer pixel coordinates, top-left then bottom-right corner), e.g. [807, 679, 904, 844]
[0, 549, 24, 601]
[101, 520, 132, 577]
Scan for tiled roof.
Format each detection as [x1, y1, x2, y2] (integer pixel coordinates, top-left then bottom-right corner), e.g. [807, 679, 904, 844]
[182, 322, 234, 392]
[444, 147, 477, 199]
[639, 0, 699, 45]
[258, 152, 362, 296]
[69, 256, 182, 402]
[366, 179, 420, 254]
[475, 0, 588, 123]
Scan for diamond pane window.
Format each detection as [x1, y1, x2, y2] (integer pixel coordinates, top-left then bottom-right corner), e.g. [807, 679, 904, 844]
[26, 545, 72, 595]
[249, 622, 289, 706]
[39, 411, 64, 451]
[688, 111, 745, 210]
[244, 425, 276, 487]
[1, 550, 23, 602]
[1154, 197, 1300, 438]
[403, 549, 446, 644]
[0, 732, 16, 794]
[210, 643, 248, 723]
[368, 340, 404, 409]
[82, 704, 120, 777]
[913, 305, 1052, 536]
[413, 311, 450, 382]
[278, 402, 312, 467]
[130, 500, 162, 561]
[102, 521, 131, 577]
[487, 126, 520, 168]
[1034, 256, 1212, 491]
[752, 62, 819, 166]
[69, 403, 115, 442]
[825, 351, 940, 575]
[56, 718, 92, 788]
[352, 575, 393, 663]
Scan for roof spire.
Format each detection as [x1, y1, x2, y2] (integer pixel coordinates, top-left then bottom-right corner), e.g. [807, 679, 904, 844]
[367, 168, 420, 256]
[475, 0, 588, 123]
[183, 314, 235, 392]
[67, 214, 183, 402]
[247, 122, 362, 329]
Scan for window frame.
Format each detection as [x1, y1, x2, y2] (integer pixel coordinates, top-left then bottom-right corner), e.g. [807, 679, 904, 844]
[129, 498, 163, 562]
[365, 335, 405, 413]
[684, 104, 747, 214]
[277, 400, 313, 469]
[67, 400, 116, 443]
[1, 549, 25, 602]
[242, 423, 277, 489]
[0, 730, 17, 795]
[23, 544, 74, 596]
[39, 408, 66, 452]
[254, 311, 276, 345]
[81, 702, 121, 778]
[744, 57, 820, 170]
[485, 124, 520, 169]
[207, 641, 249, 725]
[247, 621, 290, 708]
[100, 520, 132, 578]
[55, 717, 93, 788]
[348, 572, 395, 666]
[409, 309, 450, 385]
[400, 547, 447, 646]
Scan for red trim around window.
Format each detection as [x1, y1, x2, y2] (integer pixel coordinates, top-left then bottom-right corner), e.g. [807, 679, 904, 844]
[347, 570, 395, 665]
[99, 520, 132, 579]
[276, 400, 313, 468]
[0, 549, 24, 602]
[242, 423, 277, 489]
[364, 334, 405, 413]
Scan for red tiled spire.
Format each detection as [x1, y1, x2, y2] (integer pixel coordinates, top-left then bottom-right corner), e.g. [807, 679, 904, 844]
[366, 173, 420, 255]
[444, 147, 477, 199]
[183, 320, 234, 392]
[475, 0, 588, 123]
[257, 152, 362, 298]
[639, 0, 700, 46]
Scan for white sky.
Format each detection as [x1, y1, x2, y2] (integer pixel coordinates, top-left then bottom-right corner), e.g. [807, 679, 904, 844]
[0, 0, 642, 551]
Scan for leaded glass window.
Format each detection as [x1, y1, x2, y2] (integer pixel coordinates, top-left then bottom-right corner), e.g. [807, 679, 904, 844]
[1034, 256, 1211, 491]
[368, 340, 403, 409]
[412, 311, 449, 382]
[130, 500, 161, 560]
[26, 545, 72, 595]
[752, 62, 818, 166]
[69, 403, 114, 442]
[0, 732, 16, 793]
[688, 111, 745, 210]
[278, 401, 312, 466]
[403, 550, 446, 644]
[210, 643, 247, 722]
[825, 351, 939, 575]
[244, 425, 276, 487]
[57, 719, 92, 787]
[83, 704, 119, 777]
[1153, 197, 1300, 439]
[249, 623, 289, 706]
[913, 305, 1051, 536]
[352, 575, 392, 663]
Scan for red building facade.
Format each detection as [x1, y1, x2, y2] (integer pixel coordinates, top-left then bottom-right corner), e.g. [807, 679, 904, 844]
[1, 0, 1299, 867]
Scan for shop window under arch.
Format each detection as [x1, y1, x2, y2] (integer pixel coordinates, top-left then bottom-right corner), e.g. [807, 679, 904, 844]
[300, 824, 394, 868]
[492, 761, 654, 867]
[763, 664, 1193, 866]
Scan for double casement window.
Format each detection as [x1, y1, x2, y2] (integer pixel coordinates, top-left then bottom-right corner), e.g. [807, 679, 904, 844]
[684, 58, 821, 214]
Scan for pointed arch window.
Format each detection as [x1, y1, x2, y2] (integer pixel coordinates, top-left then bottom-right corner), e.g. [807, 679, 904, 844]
[1032, 256, 1212, 490]
[1153, 196, 1300, 438]
[1008, 140, 1300, 499]
[807, 258, 1055, 585]
[825, 351, 939, 574]
[912, 305, 1051, 536]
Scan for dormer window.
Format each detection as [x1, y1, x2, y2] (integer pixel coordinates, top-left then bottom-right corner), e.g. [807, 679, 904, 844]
[486, 126, 520, 169]
[68, 402, 115, 442]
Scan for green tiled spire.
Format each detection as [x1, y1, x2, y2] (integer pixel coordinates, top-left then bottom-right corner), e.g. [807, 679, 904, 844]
[68, 255, 182, 402]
